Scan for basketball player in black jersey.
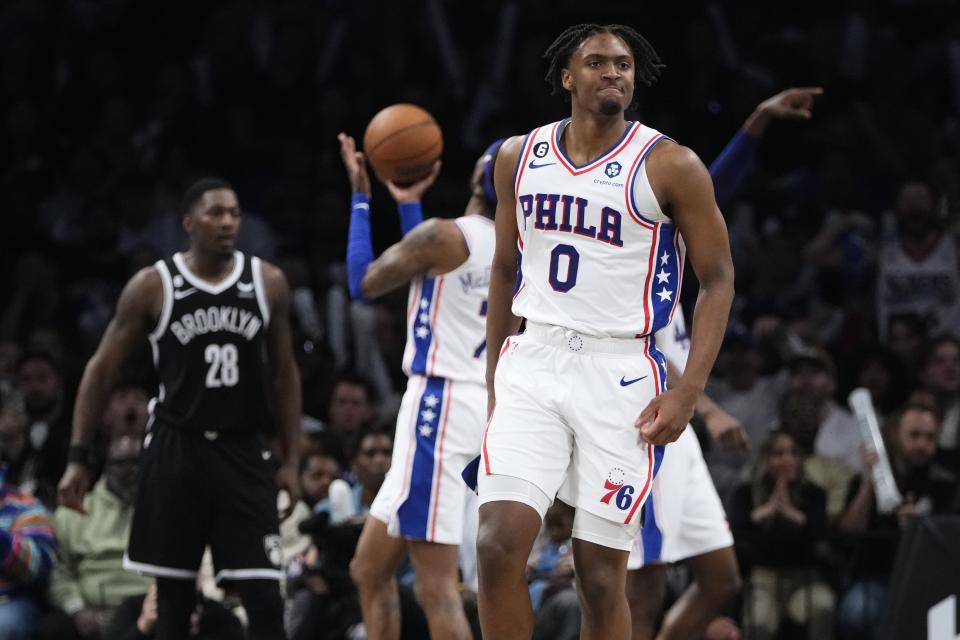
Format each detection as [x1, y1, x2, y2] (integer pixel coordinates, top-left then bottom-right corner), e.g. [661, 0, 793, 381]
[57, 178, 301, 640]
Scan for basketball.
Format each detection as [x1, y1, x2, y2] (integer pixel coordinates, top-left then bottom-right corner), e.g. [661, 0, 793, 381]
[363, 104, 443, 186]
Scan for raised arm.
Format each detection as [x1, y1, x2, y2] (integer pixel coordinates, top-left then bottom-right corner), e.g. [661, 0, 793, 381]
[261, 262, 302, 518]
[636, 143, 734, 445]
[57, 268, 160, 511]
[484, 136, 525, 417]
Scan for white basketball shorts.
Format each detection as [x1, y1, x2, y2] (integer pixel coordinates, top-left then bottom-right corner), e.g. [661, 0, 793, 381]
[479, 322, 667, 545]
[370, 375, 486, 545]
[627, 426, 733, 569]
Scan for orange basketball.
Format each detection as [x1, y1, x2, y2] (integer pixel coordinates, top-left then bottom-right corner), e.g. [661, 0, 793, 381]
[363, 104, 443, 186]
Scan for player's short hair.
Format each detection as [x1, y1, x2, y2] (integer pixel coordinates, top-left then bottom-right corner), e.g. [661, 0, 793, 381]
[181, 177, 234, 217]
[543, 24, 664, 100]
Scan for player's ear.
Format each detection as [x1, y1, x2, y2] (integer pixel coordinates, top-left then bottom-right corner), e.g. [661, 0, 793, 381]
[561, 68, 574, 92]
[182, 212, 193, 234]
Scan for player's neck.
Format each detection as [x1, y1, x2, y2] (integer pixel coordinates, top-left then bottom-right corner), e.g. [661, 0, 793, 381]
[182, 249, 237, 282]
[463, 194, 492, 219]
[563, 111, 629, 165]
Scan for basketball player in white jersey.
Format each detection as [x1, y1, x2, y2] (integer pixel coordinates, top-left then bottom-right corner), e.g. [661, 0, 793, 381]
[479, 24, 734, 639]
[629, 86, 823, 640]
[339, 132, 498, 640]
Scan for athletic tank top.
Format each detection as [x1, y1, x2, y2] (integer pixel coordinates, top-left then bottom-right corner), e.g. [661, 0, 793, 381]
[401, 216, 495, 385]
[148, 251, 270, 432]
[512, 119, 683, 338]
[876, 236, 960, 339]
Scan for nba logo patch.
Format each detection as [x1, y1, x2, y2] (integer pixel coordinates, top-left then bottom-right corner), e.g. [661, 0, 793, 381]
[263, 534, 283, 568]
[604, 161, 622, 178]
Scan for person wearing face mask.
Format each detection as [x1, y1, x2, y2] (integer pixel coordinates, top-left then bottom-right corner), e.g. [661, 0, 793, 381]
[47, 435, 153, 639]
[876, 179, 960, 341]
[730, 431, 834, 640]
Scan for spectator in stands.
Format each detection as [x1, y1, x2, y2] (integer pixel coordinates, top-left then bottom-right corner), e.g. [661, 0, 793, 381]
[787, 346, 862, 472]
[920, 336, 960, 467]
[529, 503, 578, 640]
[326, 372, 377, 441]
[838, 402, 958, 639]
[48, 434, 151, 637]
[348, 427, 392, 516]
[779, 390, 853, 522]
[299, 451, 342, 511]
[15, 351, 70, 506]
[876, 180, 960, 342]
[0, 447, 57, 638]
[731, 431, 834, 640]
[107, 582, 245, 640]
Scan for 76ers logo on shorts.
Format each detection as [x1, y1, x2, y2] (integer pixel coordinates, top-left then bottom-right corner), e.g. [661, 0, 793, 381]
[600, 467, 635, 511]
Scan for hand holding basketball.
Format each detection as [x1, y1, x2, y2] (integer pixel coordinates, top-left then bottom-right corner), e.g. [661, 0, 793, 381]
[363, 104, 443, 186]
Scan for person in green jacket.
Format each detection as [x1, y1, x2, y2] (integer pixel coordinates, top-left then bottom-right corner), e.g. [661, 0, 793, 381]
[51, 434, 152, 637]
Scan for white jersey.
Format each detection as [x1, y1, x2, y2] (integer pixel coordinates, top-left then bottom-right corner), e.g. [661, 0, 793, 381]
[401, 216, 494, 385]
[512, 119, 684, 338]
[655, 303, 690, 372]
[876, 235, 960, 339]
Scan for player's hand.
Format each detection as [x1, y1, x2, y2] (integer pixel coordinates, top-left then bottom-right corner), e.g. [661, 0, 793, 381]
[758, 87, 823, 121]
[896, 492, 918, 528]
[137, 584, 158, 635]
[635, 385, 698, 445]
[58, 463, 92, 514]
[74, 608, 101, 638]
[702, 406, 749, 451]
[338, 132, 372, 197]
[276, 463, 301, 521]
[385, 160, 442, 204]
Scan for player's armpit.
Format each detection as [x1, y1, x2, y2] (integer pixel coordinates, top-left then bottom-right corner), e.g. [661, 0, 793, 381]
[360, 218, 468, 299]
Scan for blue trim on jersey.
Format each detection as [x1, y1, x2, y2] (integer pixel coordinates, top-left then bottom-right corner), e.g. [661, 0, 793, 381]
[554, 119, 636, 170]
[409, 277, 436, 375]
[648, 224, 682, 335]
[512, 131, 534, 192]
[627, 134, 670, 226]
[396, 377, 446, 539]
[640, 445, 667, 562]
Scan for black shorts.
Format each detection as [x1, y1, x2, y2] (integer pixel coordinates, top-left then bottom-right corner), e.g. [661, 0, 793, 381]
[124, 426, 282, 583]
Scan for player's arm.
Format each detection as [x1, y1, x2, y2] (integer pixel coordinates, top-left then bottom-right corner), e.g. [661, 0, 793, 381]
[261, 262, 303, 517]
[637, 143, 734, 445]
[485, 136, 525, 416]
[58, 267, 160, 512]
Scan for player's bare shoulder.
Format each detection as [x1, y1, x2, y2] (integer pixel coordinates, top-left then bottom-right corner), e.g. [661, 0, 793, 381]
[495, 135, 526, 181]
[120, 265, 165, 325]
[643, 140, 713, 209]
[256, 260, 292, 311]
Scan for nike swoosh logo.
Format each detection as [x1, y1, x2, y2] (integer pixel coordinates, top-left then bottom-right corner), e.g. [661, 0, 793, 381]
[528, 160, 556, 169]
[619, 375, 647, 387]
[173, 288, 197, 300]
[237, 281, 254, 292]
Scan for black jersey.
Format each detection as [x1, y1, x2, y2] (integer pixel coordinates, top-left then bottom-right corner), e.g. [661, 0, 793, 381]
[147, 251, 270, 433]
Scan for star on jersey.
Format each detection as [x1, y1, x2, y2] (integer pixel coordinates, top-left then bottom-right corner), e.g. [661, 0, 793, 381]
[418, 424, 434, 438]
[419, 313, 429, 324]
[415, 326, 430, 339]
[419, 299, 430, 310]
[660, 251, 670, 266]
[420, 409, 437, 423]
[657, 288, 673, 302]
[656, 269, 670, 284]
[424, 394, 440, 408]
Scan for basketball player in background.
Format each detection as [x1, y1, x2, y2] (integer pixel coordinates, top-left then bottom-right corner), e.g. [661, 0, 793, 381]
[338, 132, 498, 640]
[58, 178, 301, 640]
[630, 88, 824, 640]
[480, 23, 734, 639]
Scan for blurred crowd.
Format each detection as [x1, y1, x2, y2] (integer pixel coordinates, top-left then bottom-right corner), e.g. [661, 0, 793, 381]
[0, 0, 957, 638]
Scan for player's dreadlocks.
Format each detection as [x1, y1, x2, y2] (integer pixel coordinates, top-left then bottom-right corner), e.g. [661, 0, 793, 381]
[543, 24, 664, 98]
